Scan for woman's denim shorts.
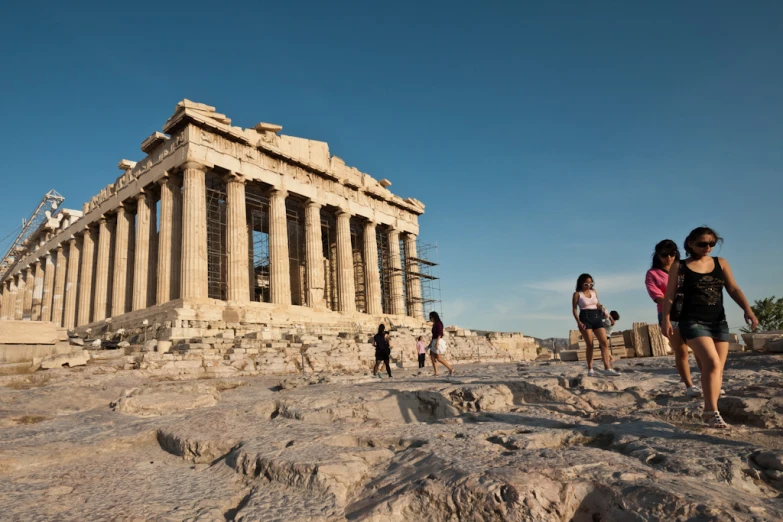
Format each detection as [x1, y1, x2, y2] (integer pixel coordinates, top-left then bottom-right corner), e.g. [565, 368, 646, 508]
[678, 320, 730, 342]
[579, 309, 605, 330]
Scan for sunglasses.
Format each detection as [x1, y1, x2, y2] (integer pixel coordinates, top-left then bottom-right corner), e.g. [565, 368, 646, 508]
[695, 241, 717, 248]
[658, 253, 676, 258]
[582, 283, 594, 288]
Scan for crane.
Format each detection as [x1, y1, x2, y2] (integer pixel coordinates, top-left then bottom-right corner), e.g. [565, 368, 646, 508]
[0, 190, 65, 283]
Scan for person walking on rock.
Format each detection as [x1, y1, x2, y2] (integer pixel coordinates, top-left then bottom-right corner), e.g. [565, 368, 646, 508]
[415, 335, 427, 369]
[429, 312, 454, 376]
[646, 239, 702, 398]
[372, 324, 393, 378]
[662, 226, 758, 429]
[572, 274, 619, 376]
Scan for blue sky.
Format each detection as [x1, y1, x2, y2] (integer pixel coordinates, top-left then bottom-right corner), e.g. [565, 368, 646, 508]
[1, 1, 781, 338]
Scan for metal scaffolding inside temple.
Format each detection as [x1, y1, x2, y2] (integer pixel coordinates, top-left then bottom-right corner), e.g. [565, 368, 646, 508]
[379, 239, 441, 320]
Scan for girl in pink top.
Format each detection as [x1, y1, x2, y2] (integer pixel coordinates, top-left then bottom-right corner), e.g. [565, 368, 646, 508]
[645, 239, 701, 397]
[415, 336, 427, 369]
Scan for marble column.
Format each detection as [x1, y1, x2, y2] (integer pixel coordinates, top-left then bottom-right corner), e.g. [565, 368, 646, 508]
[93, 216, 112, 322]
[77, 229, 96, 326]
[180, 163, 208, 299]
[268, 188, 291, 305]
[363, 221, 382, 315]
[171, 174, 182, 300]
[52, 245, 67, 327]
[156, 175, 174, 304]
[41, 253, 56, 322]
[31, 260, 43, 321]
[404, 233, 423, 318]
[304, 201, 325, 308]
[63, 237, 80, 329]
[133, 192, 152, 310]
[225, 173, 249, 302]
[15, 274, 26, 320]
[112, 204, 131, 317]
[336, 210, 356, 313]
[387, 229, 405, 315]
[0, 281, 9, 320]
[147, 195, 158, 306]
[7, 279, 19, 320]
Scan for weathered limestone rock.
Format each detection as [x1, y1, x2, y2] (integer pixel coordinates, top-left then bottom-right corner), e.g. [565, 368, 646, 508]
[39, 350, 89, 369]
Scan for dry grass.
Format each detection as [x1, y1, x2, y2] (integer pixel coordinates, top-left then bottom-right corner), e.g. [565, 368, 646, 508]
[14, 415, 47, 425]
[4, 373, 52, 390]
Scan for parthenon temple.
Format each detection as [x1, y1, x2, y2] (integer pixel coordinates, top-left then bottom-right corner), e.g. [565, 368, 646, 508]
[0, 100, 432, 338]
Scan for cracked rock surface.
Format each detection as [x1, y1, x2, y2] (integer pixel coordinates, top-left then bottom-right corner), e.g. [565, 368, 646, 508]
[1, 353, 782, 521]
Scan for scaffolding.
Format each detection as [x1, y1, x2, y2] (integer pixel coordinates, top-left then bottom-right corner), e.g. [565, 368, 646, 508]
[205, 176, 227, 301]
[0, 190, 65, 284]
[406, 242, 442, 321]
[379, 238, 442, 321]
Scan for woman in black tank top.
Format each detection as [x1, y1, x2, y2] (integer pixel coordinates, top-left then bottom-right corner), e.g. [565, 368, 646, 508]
[661, 227, 758, 429]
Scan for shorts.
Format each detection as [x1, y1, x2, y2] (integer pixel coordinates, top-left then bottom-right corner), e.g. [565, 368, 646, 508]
[579, 309, 605, 330]
[657, 313, 678, 329]
[678, 320, 730, 342]
[375, 351, 390, 361]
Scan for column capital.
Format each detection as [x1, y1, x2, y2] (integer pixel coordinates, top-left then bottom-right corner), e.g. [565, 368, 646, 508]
[306, 200, 322, 210]
[336, 207, 351, 217]
[97, 214, 108, 224]
[221, 171, 246, 185]
[269, 187, 288, 198]
[182, 161, 208, 172]
[157, 170, 182, 185]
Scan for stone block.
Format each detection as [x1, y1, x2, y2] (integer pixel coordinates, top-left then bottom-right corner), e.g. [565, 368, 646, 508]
[157, 341, 172, 354]
[40, 351, 89, 369]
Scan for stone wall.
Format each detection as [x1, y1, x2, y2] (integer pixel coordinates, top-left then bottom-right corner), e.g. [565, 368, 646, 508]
[123, 324, 540, 377]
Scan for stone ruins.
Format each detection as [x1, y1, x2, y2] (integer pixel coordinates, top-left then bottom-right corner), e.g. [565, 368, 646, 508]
[0, 100, 540, 372]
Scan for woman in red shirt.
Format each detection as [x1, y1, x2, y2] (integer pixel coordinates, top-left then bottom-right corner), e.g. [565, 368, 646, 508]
[645, 239, 701, 397]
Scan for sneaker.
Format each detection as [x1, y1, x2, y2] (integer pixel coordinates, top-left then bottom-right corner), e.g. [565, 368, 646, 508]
[603, 369, 620, 376]
[376, 373, 383, 379]
[587, 369, 596, 377]
[686, 386, 702, 398]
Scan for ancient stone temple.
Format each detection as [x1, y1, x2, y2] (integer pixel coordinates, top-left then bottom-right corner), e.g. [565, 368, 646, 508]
[0, 100, 428, 338]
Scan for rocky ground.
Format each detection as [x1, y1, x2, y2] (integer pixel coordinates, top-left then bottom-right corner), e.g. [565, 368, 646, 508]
[1, 352, 782, 521]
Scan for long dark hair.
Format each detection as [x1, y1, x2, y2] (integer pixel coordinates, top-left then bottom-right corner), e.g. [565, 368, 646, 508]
[651, 239, 680, 271]
[575, 273, 593, 292]
[684, 226, 723, 257]
[429, 311, 441, 324]
[377, 324, 386, 335]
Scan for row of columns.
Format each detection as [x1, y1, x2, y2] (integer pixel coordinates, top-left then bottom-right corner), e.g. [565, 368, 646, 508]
[0, 161, 422, 325]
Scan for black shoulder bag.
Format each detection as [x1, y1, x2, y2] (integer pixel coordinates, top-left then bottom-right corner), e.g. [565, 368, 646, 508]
[670, 269, 685, 321]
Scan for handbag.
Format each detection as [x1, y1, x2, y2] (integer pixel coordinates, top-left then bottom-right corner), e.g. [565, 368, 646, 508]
[670, 270, 685, 321]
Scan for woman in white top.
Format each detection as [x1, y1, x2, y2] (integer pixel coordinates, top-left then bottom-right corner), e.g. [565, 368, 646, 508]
[571, 273, 618, 376]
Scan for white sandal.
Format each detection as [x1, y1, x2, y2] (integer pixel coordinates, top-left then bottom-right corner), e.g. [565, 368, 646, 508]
[703, 411, 729, 429]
